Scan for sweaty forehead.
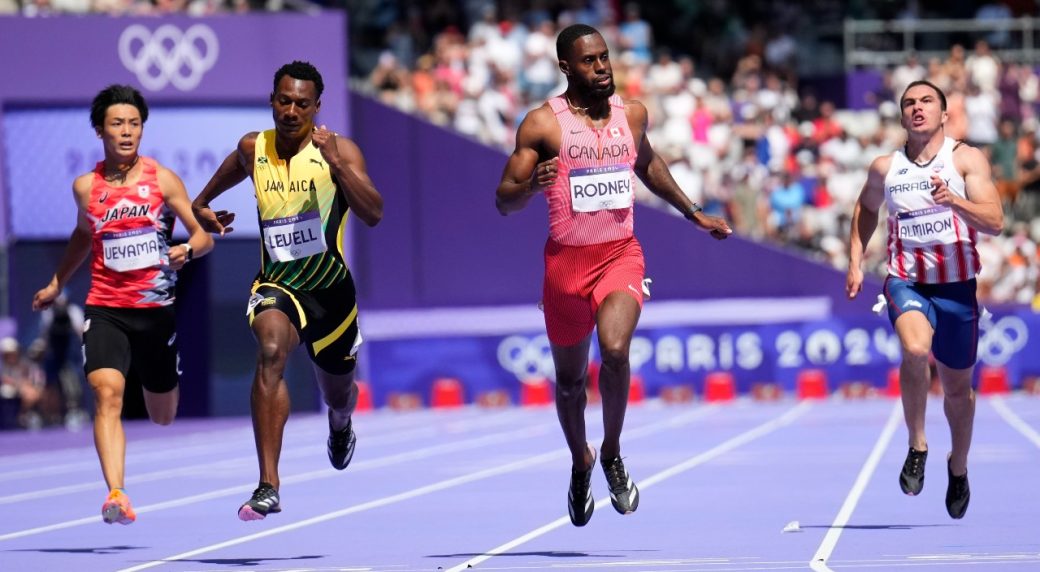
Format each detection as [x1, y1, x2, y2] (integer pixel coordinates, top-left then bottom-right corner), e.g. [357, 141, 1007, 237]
[276, 77, 317, 100]
[105, 104, 141, 121]
[570, 34, 608, 58]
[902, 86, 939, 103]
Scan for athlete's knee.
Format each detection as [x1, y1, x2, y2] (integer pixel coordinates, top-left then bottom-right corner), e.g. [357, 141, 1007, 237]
[942, 377, 974, 400]
[92, 384, 123, 417]
[149, 410, 175, 426]
[599, 344, 631, 372]
[900, 339, 931, 363]
[256, 340, 290, 375]
[555, 375, 587, 402]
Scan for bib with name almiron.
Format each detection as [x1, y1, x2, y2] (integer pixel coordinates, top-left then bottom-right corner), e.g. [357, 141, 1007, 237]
[253, 129, 350, 291]
[546, 94, 638, 246]
[884, 137, 979, 284]
[85, 157, 176, 308]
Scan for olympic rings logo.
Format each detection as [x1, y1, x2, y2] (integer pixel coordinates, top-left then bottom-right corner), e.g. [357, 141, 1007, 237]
[977, 315, 1029, 366]
[496, 335, 556, 383]
[118, 24, 219, 92]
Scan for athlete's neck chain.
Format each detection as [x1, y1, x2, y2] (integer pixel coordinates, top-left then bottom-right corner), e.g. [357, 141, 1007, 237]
[565, 94, 589, 113]
[103, 155, 139, 184]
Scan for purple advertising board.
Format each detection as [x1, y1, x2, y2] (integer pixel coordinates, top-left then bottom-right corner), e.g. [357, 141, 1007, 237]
[0, 13, 348, 241]
[362, 307, 1037, 405]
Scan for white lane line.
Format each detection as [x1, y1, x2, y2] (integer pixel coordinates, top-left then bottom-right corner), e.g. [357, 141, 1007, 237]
[114, 406, 721, 571]
[444, 401, 814, 572]
[0, 408, 536, 502]
[0, 407, 507, 480]
[991, 397, 1040, 449]
[0, 420, 557, 542]
[809, 400, 902, 572]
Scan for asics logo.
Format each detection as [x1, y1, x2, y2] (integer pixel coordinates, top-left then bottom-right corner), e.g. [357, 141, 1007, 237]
[118, 24, 219, 91]
[902, 300, 922, 309]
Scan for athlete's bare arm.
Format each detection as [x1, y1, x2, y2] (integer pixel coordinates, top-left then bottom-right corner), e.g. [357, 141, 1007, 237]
[311, 126, 383, 227]
[191, 132, 258, 236]
[496, 105, 559, 215]
[846, 154, 890, 299]
[626, 100, 731, 239]
[32, 175, 95, 311]
[158, 165, 215, 270]
[942, 145, 1004, 235]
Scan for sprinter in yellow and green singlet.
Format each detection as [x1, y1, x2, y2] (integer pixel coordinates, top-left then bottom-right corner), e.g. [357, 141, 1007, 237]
[192, 61, 384, 521]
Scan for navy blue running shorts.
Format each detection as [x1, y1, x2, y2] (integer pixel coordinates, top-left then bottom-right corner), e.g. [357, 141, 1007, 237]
[882, 276, 979, 369]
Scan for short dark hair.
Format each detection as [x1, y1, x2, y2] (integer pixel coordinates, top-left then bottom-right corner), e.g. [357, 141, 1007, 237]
[901, 80, 947, 111]
[273, 60, 324, 99]
[90, 85, 148, 129]
[556, 24, 600, 61]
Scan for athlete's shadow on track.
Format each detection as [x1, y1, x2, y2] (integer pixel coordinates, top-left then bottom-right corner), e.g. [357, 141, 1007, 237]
[428, 549, 658, 558]
[800, 524, 954, 530]
[172, 555, 324, 567]
[8, 545, 146, 555]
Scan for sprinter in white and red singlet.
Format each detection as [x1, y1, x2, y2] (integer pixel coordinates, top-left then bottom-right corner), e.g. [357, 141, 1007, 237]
[32, 85, 213, 526]
[847, 80, 1004, 519]
[496, 24, 732, 527]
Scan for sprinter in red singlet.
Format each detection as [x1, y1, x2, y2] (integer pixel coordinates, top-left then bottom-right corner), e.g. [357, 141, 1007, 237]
[496, 24, 731, 527]
[847, 80, 1004, 519]
[32, 85, 214, 525]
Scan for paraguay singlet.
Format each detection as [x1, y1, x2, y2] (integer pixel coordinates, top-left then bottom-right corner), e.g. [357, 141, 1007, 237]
[884, 137, 980, 284]
[253, 129, 350, 291]
[85, 157, 175, 308]
[546, 94, 638, 246]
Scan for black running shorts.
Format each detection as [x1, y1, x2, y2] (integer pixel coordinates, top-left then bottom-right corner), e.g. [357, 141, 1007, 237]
[83, 305, 180, 393]
[247, 274, 361, 375]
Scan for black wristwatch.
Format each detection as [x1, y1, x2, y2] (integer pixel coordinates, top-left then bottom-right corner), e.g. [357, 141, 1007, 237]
[684, 203, 703, 221]
[183, 243, 194, 261]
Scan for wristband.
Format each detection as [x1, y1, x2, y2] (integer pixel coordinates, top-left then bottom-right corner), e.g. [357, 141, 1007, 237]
[684, 203, 703, 221]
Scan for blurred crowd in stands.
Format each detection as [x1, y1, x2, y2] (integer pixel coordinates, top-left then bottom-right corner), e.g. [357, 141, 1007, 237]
[354, 0, 1040, 308]
[0, 294, 87, 430]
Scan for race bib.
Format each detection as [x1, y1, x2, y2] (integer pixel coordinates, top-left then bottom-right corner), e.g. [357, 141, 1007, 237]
[569, 164, 634, 213]
[102, 227, 161, 272]
[896, 206, 957, 246]
[262, 211, 327, 262]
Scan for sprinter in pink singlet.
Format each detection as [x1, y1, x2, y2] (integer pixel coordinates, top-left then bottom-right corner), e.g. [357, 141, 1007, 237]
[847, 80, 1004, 519]
[32, 85, 213, 525]
[496, 24, 731, 527]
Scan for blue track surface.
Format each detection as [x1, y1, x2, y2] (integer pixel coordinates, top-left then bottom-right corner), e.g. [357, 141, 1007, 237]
[1, 396, 1039, 571]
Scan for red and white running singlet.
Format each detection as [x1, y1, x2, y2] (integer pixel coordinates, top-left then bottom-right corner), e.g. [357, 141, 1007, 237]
[85, 157, 176, 307]
[884, 137, 980, 284]
[546, 94, 638, 246]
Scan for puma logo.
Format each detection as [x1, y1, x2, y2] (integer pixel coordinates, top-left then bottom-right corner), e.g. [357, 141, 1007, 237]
[309, 158, 325, 169]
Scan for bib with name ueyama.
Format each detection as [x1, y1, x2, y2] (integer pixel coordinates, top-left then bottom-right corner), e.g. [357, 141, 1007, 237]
[102, 226, 162, 271]
[253, 129, 350, 291]
[85, 156, 177, 308]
